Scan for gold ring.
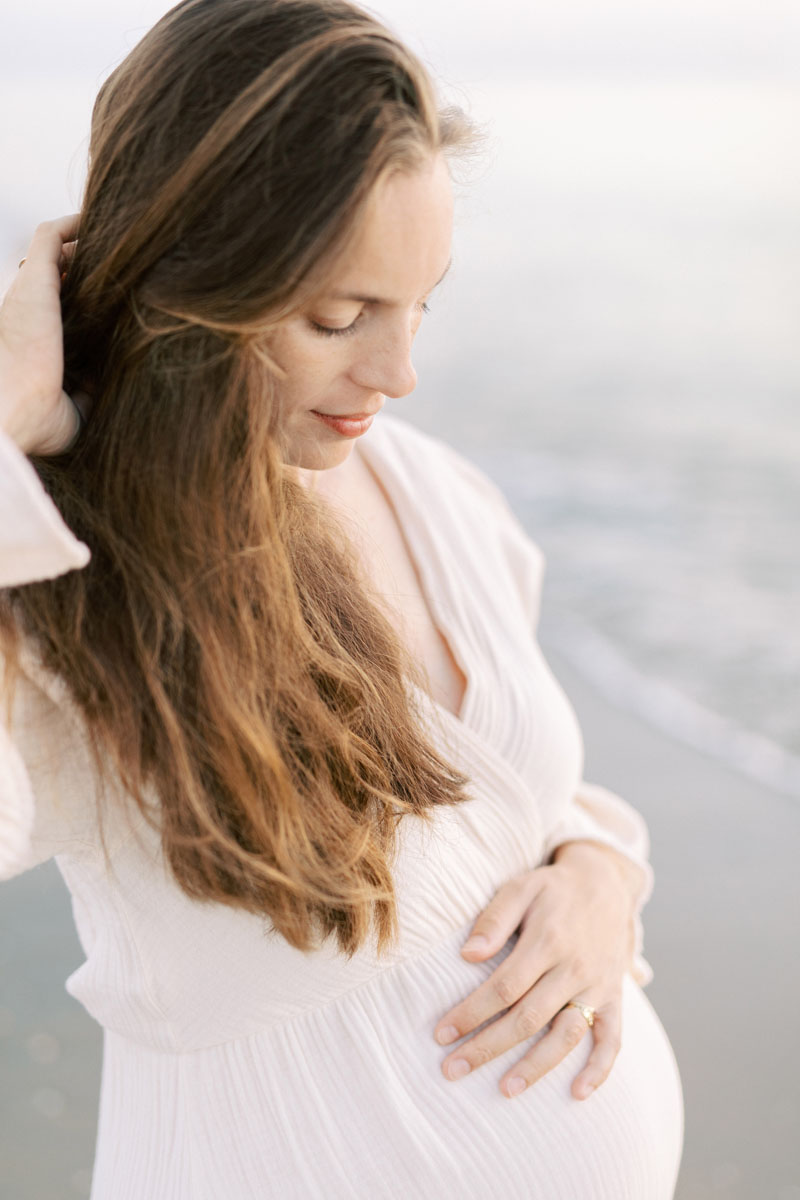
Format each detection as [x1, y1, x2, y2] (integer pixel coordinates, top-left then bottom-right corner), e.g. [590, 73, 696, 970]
[564, 1001, 596, 1028]
[18, 257, 27, 268]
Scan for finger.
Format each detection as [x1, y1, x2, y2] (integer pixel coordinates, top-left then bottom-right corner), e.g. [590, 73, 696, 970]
[570, 1000, 622, 1101]
[22, 215, 81, 275]
[59, 240, 79, 273]
[459, 871, 544, 961]
[434, 937, 555, 1046]
[19, 237, 77, 273]
[437, 967, 571, 1079]
[438, 972, 565, 1080]
[498, 1004, 593, 1099]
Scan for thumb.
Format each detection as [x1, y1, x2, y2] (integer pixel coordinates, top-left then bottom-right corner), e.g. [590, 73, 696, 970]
[460, 872, 540, 959]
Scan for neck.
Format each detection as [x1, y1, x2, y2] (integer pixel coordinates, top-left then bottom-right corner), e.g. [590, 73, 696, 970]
[288, 446, 363, 502]
[293, 466, 322, 493]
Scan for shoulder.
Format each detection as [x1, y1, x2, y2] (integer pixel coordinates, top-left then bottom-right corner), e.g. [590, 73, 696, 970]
[369, 413, 523, 517]
[366, 414, 546, 624]
[368, 411, 473, 473]
[370, 413, 545, 564]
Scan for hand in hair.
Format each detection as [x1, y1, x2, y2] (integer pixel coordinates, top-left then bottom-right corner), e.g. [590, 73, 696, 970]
[0, 214, 89, 456]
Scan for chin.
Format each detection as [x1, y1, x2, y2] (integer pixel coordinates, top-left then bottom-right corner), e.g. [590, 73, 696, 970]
[287, 437, 355, 473]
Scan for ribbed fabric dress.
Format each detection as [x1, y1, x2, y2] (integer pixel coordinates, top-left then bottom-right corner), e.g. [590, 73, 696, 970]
[0, 412, 683, 1199]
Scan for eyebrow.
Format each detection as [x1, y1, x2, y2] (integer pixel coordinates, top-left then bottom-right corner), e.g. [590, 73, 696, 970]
[327, 256, 453, 305]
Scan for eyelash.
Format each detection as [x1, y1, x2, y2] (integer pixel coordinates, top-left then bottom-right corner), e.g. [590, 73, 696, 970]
[309, 301, 431, 339]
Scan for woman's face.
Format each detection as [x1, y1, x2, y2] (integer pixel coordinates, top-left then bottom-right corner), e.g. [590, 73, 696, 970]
[269, 151, 454, 474]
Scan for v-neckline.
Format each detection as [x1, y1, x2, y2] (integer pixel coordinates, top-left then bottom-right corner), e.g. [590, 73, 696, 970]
[354, 424, 474, 728]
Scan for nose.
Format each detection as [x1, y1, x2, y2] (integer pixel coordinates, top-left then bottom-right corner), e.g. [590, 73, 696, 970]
[350, 319, 418, 400]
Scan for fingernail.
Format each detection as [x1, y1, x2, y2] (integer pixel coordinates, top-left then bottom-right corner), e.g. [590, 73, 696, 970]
[581, 1084, 595, 1099]
[435, 1025, 459, 1045]
[462, 935, 488, 953]
[506, 1076, 526, 1097]
[447, 1058, 471, 1080]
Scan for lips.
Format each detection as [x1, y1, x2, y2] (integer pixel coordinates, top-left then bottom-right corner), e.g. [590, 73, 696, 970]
[310, 409, 378, 439]
[312, 409, 381, 419]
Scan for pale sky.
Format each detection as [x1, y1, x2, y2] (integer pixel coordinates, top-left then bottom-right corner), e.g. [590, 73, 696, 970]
[1, 0, 797, 281]
[1, 0, 798, 80]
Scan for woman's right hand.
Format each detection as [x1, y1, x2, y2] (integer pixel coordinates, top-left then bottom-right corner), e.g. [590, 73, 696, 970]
[0, 214, 87, 456]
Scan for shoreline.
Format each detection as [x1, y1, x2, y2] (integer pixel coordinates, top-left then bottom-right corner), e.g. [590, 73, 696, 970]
[542, 638, 800, 1200]
[542, 617, 800, 802]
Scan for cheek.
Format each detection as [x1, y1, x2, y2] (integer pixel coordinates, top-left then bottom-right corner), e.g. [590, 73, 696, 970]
[276, 339, 349, 413]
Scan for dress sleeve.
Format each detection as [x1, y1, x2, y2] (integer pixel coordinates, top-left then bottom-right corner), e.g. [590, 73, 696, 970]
[437, 440, 654, 985]
[0, 427, 91, 880]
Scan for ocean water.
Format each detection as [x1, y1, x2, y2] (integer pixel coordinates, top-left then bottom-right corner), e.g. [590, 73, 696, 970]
[1, 71, 797, 798]
[401, 79, 800, 797]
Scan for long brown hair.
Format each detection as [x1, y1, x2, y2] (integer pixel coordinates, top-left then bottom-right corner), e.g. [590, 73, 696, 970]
[0, 0, 484, 958]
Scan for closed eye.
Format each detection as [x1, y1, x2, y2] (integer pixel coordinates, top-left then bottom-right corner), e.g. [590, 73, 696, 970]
[309, 301, 431, 339]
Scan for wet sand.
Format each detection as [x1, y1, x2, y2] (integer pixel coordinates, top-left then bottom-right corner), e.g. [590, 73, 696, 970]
[1, 643, 798, 1199]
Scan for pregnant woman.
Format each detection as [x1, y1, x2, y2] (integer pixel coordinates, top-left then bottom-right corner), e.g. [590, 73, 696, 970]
[0, 1, 683, 1196]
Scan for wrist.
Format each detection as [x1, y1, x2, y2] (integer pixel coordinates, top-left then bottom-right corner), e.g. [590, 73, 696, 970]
[551, 839, 645, 908]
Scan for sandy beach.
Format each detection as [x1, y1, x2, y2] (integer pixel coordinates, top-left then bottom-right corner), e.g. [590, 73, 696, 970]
[1, 642, 798, 1199]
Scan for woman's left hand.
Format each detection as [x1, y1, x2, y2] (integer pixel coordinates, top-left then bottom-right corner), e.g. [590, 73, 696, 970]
[432, 840, 644, 1101]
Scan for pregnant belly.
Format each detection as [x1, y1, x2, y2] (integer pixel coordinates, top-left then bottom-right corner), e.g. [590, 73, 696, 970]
[318, 947, 685, 1200]
[92, 928, 684, 1200]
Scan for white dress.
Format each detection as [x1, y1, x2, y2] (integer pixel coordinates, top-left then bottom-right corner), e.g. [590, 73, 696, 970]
[0, 413, 683, 1199]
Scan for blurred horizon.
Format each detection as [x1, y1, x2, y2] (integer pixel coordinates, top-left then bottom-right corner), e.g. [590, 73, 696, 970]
[2, 0, 799, 82]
